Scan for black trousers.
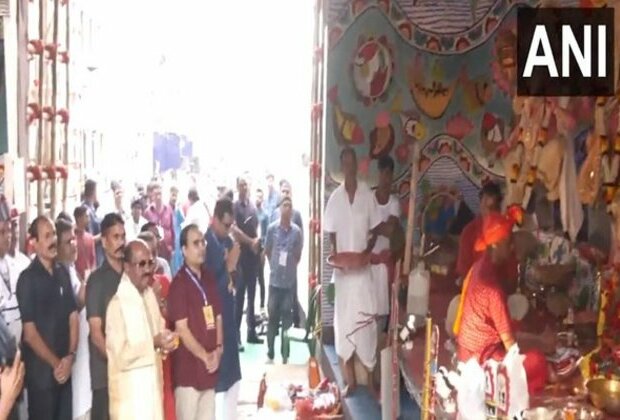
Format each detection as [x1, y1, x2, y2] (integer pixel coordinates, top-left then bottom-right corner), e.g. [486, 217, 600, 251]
[236, 258, 258, 339]
[90, 388, 109, 420]
[258, 257, 266, 309]
[267, 286, 293, 360]
[27, 381, 72, 420]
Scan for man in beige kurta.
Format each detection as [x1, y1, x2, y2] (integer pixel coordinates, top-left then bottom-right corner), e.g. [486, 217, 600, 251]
[105, 240, 177, 420]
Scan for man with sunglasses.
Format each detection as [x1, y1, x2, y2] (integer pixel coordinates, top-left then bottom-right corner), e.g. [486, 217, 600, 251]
[232, 176, 263, 346]
[206, 198, 241, 419]
[105, 240, 177, 420]
[85, 213, 125, 420]
[168, 224, 223, 420]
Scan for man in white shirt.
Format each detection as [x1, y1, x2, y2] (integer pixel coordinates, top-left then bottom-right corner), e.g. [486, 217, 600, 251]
[324, 147, 383, 397]
[183, 187, 211, 234]
[0, 201, 26, 342]
[127, 198, 148, 241]
[9, 218, 31, 271]
[55, 219, 92, 420]
[0, 201, 28, 419]
[370, 156, 401, 333]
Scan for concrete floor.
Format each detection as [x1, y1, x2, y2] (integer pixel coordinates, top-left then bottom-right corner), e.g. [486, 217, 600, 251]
[236, 337, 310, 419]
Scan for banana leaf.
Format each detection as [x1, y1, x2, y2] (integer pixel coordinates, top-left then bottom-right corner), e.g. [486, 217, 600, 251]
[305, 284, 322, 355]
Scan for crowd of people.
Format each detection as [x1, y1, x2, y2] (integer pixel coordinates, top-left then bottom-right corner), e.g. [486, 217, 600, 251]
[0, 172, 306, 420]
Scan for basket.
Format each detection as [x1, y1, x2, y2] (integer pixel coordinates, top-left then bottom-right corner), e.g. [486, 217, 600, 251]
[530, 262, 576, 288]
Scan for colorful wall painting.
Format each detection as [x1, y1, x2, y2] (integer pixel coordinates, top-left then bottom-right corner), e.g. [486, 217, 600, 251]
[320, 0, 592, 327]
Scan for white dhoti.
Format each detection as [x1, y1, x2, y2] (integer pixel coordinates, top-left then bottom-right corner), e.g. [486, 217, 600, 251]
[324, 181, 383, 370]
[370, 263, 390, 317]
[333, 266, 377, 369]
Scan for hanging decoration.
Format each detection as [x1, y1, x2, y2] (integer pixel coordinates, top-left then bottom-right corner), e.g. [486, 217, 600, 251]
[480, 112, 507, 168]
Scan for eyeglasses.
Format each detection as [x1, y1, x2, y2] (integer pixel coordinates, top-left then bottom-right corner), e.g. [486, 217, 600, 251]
[130, 259, 155, 269]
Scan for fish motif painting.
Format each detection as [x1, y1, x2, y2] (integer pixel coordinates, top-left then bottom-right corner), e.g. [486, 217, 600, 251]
[351, 35, 394, 105]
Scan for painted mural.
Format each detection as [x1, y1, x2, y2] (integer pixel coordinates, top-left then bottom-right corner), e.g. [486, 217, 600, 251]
[320, 0, 592, 326]
[324, 0, 540, 221]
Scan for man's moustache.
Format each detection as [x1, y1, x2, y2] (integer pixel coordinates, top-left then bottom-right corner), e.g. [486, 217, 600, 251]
[116, 246, 125, 253]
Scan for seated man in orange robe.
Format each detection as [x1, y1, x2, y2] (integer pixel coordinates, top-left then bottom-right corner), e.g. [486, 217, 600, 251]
[453, 209, 547, 395]
[456, 182, 517, 293]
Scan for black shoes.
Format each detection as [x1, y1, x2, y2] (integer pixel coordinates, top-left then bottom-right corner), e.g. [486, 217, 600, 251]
[247, 335, 264, 345]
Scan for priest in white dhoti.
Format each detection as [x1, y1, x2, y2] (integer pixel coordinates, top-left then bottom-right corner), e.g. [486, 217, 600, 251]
[324, 147, 383, 396]
[106, 240, 178, 420]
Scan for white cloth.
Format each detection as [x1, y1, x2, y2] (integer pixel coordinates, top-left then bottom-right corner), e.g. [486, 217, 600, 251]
[372, 194, 400, 254]
[215, 380, 240, 420]
[106, 276, 164, 420]
[0, 253, 27, 340]
[68, 264, 92, 419]
[559, 135, 584, 242]
[371, 194, 400, 316]
[175, 387, 215, 420]
[183, 201, 211, 234]
[324, 181, 381, 368]
[126, 216, 148, 241]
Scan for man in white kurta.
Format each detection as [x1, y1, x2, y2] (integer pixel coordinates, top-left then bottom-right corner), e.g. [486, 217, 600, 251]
[371, 156, 401, 331]
[324, 148, 382, 395]
[106, 241, 177, 420]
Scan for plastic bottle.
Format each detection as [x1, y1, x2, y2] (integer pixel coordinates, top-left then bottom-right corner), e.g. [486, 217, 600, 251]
[407, 261, 430, 317]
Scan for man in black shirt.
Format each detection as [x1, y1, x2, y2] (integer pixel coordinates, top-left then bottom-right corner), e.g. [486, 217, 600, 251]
[232, 176, 263, 346]
[16, 216, 78, 420]
[85, 213, 125, 420]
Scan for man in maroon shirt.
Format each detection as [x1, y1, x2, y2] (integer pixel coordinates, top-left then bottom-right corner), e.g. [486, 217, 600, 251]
[74, 206, 96, 281]
[168, 224, 222, 420]
[144, 183, 174, 262]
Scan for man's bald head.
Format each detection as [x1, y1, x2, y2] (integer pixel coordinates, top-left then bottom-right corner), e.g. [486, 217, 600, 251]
[123, 240, 154, 293]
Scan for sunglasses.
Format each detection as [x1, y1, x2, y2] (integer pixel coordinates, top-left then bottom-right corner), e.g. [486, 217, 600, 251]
[130, 258, 155, 269]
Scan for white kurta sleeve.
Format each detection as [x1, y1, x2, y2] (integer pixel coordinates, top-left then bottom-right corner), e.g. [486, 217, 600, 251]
[367, 191, 383, 231]
[324, 190, 338, 233]
[106, 297, 154, 372]
[389, 195, 401, 218]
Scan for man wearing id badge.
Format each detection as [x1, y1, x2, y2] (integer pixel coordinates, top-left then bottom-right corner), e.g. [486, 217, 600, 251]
[264, 197, 302, 364]
[168, 224, 223, 420]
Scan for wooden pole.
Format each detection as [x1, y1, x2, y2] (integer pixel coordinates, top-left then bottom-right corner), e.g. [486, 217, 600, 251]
[49, 0, 59, 217]
[421, 313, 432, 420]
[402, 142, 420, 277]
[36, 0, 46, 216]
[61, 0, 69, 210]
[390, 259, 401, 420]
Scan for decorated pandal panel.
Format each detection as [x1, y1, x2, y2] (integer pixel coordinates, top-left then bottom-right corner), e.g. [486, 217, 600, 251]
[321, 0, 620, 417]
